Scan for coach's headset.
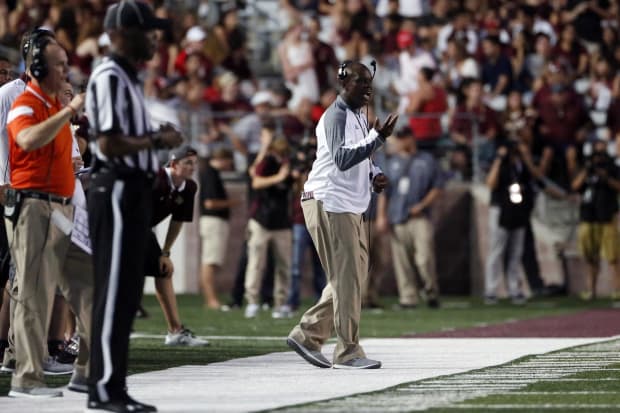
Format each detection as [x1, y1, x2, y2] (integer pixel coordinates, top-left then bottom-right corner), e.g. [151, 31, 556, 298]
[337, 60, 377, 81]
[28, 30, 54, 81]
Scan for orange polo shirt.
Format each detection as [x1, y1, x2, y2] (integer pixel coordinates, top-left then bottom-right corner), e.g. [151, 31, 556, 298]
[6, 83, 74, 197]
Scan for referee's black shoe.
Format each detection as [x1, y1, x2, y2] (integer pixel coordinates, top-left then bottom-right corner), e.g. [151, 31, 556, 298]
[86, 394, 157, 412]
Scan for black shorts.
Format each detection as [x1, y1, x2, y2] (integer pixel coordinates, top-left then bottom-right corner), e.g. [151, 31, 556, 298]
[144, 230, 166, 278]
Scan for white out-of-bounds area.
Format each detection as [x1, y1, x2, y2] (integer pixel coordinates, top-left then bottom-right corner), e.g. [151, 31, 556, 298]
[0, 337, 610, 413]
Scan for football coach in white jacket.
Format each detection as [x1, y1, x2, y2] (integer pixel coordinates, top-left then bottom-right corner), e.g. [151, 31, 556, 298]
[287, 61, 398, 369]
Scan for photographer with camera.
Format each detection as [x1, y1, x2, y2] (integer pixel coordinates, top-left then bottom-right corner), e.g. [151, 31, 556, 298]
[571, 139, 620, 301]
[484, 138, 539, 305]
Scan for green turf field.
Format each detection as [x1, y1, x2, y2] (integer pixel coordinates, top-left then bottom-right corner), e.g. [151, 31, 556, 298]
[0, 294, 616, 407]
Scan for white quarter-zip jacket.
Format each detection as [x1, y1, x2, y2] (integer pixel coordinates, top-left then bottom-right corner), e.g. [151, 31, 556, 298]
[304, 95, 384, 214]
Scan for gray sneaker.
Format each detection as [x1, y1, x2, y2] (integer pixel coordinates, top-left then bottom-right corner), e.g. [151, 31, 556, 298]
[43, 356, 73, 376]
[8, 386, 63, 398]
[333, 357, 382, 369]
[68, 370, 88, 393]
[286, 336, 331, 368]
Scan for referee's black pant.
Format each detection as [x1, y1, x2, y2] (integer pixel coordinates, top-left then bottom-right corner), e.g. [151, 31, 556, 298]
[87, 168, 153, 402]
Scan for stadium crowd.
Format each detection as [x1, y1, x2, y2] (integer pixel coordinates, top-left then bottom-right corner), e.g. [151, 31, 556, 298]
[0, 0, 619, 405]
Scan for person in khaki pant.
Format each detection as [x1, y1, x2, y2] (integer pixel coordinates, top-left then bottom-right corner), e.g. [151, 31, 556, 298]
[286, 61, 398, 369]
[243, 136, 293, 319]
[4, 36, 91, 398]
[376, 126, 442, 309]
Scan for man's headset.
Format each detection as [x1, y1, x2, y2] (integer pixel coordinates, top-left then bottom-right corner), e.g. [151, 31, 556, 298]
[337, 60, 377, 81]
[23, 29, 55, 81]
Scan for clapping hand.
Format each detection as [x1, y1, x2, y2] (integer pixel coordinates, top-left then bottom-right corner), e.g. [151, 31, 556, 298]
[373, 113, 399, 138]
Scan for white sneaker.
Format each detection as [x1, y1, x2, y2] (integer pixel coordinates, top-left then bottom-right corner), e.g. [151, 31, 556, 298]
[244, 303, 260, 318]
[9, 386, 63, 398]
[164, 327, 209, 347]
[272, 305, 293, 319]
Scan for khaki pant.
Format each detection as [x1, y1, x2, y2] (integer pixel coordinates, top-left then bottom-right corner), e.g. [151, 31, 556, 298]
[244, 219, 291, 307]
[391, 217, 438, 305]
[289, 199, 368, 364]
[7, 198, 92, 388]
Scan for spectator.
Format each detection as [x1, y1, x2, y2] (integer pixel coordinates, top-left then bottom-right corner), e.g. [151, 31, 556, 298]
[0, 55, 13, 86]
[214, 3, 253, 87]
[441, 37, 480, 92]
[449, 77, 500, 179]
[220, 89, 273, 172]
[480, 34, 512, 98]
[307, 16, 338, 93]
[552, 24, 589, 79]
[484, 141, 539, 305]
[144, 145, 209, 347]
[244, 135, 293, 319]
[407, 67, 448, 154]
[393, 28, 436, 114]
[278, 19, 319, 111]
[571, 139, 620, 300]
[376, 126, 443, 309]
[174, 25, 213, 83]
[199, 148, 238, 310]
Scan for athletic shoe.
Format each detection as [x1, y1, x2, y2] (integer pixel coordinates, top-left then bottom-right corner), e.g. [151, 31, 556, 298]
[286, 336, 331, 368]
[8, 386, 63, 398]
[43, 356, 74, 375]
[0, 339, 8, 363]
[271, 305, 293, 319]
[580, 290, 594, 301]
[164, 327, 209, 347]
[393, 303, 417, 310]
[86, 395, 157, 412]
[427, 298, 440, 309]
[244, 303, 260, 318]
[68, 370, 88, 393]
[333, 357, 381, 369]
[484, 295, 498, 305]
[511, 294, 527, 306]
[65, 334, 80, 357]
[0, 358, 15, 374]
[135, 305, 149, 319]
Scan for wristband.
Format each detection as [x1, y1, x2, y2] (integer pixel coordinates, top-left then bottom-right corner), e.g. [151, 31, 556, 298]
[161, 250, 170, 258]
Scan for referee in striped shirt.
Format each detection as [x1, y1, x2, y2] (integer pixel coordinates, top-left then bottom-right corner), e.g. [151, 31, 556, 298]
[84, 2, 182, 412]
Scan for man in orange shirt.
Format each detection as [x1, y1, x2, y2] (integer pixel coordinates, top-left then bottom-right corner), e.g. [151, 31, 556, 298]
[5, 33, 87, 398]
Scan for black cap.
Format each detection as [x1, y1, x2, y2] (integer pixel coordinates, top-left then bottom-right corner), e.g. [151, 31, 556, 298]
[104, 1, 170, 32]
[169, 144, 198, 162]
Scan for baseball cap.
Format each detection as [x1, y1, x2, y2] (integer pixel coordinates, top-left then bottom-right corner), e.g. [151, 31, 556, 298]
[185, 26, 207, 42]
[250, 90, 273, 107]
[396, 30, 414, 49]
[169, 144, 198, 162]
[104, 1, 170, 31]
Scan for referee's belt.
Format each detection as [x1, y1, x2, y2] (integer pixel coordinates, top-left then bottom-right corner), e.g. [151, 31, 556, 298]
[20, 190, 72, 206]
[301, 191, 314, 201]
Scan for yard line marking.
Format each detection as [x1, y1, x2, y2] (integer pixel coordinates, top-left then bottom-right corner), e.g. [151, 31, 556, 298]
[446, 405, 620, 410]
[279, 339, 620, 412]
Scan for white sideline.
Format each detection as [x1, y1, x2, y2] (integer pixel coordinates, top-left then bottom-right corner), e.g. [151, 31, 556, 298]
[0, 337, 610, 413]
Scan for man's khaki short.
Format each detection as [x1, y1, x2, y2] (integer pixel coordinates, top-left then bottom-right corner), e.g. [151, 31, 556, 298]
[578, 219, 620, 263]
[200, 215, 229, 266]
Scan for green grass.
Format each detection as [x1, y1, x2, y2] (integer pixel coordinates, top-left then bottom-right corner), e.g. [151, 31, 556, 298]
[0, 295, 613, 398]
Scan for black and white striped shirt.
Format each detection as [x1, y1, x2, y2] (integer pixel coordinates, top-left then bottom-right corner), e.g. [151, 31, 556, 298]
[85, 54, 158, 173]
